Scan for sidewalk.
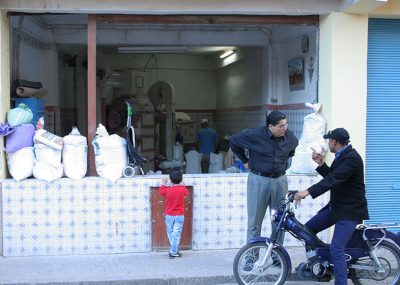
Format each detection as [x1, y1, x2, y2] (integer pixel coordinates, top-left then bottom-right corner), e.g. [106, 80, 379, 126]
[0, 246, 307, 285]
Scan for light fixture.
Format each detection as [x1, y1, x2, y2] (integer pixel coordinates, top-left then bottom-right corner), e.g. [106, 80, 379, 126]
[220, 49, 236, 59]
[117, 46, 187, 54]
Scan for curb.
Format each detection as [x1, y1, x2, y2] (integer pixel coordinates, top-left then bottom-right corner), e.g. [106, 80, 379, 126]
[0, 276, 236, 285]
[0, 273, 307, 285]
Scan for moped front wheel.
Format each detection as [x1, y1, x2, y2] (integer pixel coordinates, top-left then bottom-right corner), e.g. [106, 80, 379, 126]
[233, 241, 289, 285]
[350, 240, 400, 285]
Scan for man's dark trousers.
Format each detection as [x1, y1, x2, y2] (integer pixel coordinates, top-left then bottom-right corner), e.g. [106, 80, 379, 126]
[306, 206, 360, 285]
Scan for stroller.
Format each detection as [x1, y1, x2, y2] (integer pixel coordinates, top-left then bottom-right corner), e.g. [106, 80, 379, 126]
[123, 101, 149, 177]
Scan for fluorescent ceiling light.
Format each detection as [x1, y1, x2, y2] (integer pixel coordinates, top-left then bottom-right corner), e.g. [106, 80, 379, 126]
[220, 49, 235, 59]
[118, 46, 187, 54]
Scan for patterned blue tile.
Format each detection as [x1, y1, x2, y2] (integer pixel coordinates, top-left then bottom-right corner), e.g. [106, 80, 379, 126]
[2, 175, 328, 256]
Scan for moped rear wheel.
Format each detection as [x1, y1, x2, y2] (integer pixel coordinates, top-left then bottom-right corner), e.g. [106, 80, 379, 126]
[233, 241, 289, 285]
[350, 240, 400, 285]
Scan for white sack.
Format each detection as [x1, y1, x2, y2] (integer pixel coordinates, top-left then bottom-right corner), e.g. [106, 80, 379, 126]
[92, 133, 127, 183]
[158, 160, 184, 169]
[7, 147, 34, 181]
[288, 104, 328, 174]
[223, 148, 235, 169]
[63, 127, 88, 179]
[34, 143, 62, 167]
[34, 129, 64, 150]
[208, 152, 224, 173]
[33, 161, 63, 182]
[172, 144, 184, 162]
[184, 150, 202, 174]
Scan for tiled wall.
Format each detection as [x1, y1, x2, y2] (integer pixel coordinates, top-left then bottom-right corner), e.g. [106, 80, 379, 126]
[2, 174, 327, 257]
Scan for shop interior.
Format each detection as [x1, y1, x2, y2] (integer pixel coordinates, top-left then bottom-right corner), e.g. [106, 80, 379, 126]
[7, 14, 319, 176]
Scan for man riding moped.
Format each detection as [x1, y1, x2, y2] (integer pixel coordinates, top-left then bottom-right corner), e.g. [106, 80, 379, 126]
[295, 128, 369, 285]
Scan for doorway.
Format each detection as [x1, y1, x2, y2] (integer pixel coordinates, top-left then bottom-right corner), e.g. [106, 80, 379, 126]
[150, 186, 193, 251]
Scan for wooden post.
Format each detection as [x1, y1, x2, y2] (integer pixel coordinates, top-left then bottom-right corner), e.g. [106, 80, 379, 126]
[87, 15, 96, 176]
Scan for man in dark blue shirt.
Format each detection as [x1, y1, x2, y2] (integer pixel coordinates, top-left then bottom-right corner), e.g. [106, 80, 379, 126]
[229, 110, 298, 245]
[195, 119, 217, 173]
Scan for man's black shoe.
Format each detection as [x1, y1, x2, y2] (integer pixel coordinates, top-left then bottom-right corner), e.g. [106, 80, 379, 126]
[243, 255, 256, 271]
[296, 262, 317, 280]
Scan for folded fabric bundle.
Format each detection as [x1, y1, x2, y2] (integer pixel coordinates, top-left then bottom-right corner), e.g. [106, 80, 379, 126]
[15, 86, 48, 98]
[13, 79, 42, 89]
[0, 123, 16, 136]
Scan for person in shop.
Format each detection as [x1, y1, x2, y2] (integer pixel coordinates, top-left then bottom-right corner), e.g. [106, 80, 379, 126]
[159, 168, 189, 259]
[294, 128, 369, 285]
[195, 118, 217, 173]
[229, 110, 298, 247]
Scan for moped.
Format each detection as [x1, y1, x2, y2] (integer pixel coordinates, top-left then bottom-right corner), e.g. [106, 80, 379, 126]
[233, 191, 400, 285]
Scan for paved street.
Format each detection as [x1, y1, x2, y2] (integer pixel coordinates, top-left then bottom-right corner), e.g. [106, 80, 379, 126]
[0, 247, 313, 285]
[219, 281, 334, 285]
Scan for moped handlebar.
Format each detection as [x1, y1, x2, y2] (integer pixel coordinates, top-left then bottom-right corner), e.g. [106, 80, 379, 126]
[287, 191, 298, 203]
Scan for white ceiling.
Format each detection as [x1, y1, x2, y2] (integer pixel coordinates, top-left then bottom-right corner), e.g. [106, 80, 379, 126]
[20, 15, 318, 55]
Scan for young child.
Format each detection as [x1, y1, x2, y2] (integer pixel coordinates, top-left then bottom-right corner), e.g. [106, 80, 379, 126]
[159, 168, 189, 258]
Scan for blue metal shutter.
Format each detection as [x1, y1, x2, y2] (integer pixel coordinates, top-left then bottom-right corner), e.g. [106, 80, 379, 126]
[366, 19, 400, 229]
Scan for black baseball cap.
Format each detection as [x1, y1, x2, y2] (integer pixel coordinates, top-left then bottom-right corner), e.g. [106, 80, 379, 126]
[323, 128, 350, 143]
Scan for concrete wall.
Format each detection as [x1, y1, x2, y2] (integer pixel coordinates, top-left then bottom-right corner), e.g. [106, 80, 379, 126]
[318, 12, 368, 164]
[0, 9, 10, 257]
[0, 0, 340, 15]
[215, 48, 264, 109]
[10, 16, 60, 106]
[107, 53, 217, 110]
[276, 31, 318, 105]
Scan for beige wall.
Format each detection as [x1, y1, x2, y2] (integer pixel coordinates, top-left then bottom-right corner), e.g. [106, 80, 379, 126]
[318, 12, 368, 163]
[371, 0, 400, 18]
[0, 0, 339, 14]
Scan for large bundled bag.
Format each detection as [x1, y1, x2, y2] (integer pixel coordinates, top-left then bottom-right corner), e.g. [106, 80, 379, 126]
[63, 127, 88, 179]
[33, 160, 63, 182]
[208, 152, 224, 173]
[92, 124, 127, 183]
[32, 122, 64, 182]
[7, 103, 33, 127]
[184, 150, 202, 174]
[172, 143, 184, 162]
[7, 147, 35, 181]
[5, 123, 35, 153]
[34, 129, 64, 150]
[288, 103, 328, 174]
[34, 143, 62, 167]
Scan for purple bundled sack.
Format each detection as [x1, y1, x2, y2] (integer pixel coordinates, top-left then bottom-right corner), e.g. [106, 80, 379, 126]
[5, 123, 35, 153]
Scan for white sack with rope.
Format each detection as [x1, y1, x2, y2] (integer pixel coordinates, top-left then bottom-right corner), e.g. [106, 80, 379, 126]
[288, 103, 328, 174]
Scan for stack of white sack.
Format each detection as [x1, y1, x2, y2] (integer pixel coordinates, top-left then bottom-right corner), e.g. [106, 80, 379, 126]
[63, 127, 88, 179]
[92, 124, 127, 183]
[5, 104, 35, 181]
[33, 129, 64, 182]
[158, 143, 185, 171]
